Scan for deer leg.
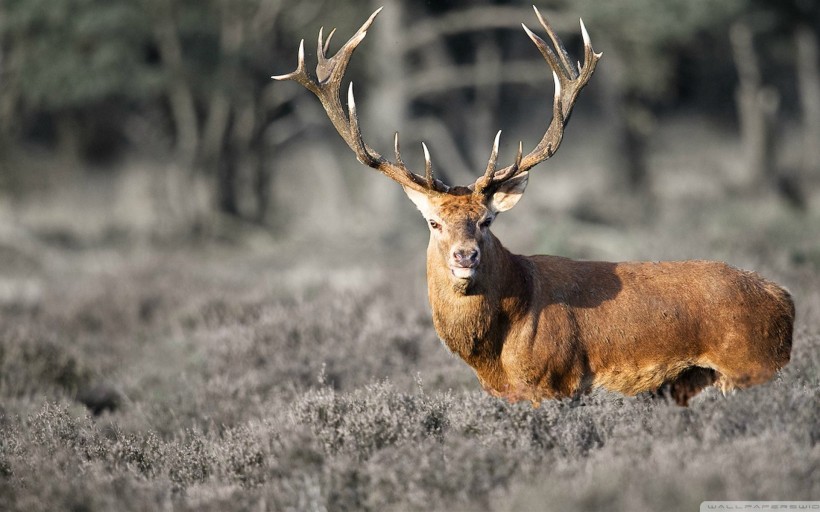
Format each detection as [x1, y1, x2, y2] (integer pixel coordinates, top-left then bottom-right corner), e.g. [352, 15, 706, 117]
[667, 367, 718, 406]
[648, 367, 718, 406]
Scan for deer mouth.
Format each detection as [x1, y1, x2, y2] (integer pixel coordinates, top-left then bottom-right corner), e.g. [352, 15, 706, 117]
[450, 266, 477, 280]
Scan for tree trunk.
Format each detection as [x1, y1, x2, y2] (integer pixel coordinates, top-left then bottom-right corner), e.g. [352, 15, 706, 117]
[202, 91, 234, 214]
[796, 25, 820, 177]
[205, 1, 251, 219]
[228, 99, 258, 219]
[253, 142, 271, 224]
[471, 36, 502, 168]
[621, 101, 651, 193]
[364, 0, 407, 226]
[0, 26, 15, 140]
[730, 22, 779, 189]
[600, 50, 652, 197]
[146, 0, 214, 232]
[152, 10, 199, 168]
[54, 111, 82, 171]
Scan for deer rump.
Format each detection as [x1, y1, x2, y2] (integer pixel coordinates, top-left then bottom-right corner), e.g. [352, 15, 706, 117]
[469, 257, 794, 407]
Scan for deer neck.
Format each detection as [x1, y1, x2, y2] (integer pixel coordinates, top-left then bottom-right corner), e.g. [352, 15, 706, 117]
[425, 234, 529, 363]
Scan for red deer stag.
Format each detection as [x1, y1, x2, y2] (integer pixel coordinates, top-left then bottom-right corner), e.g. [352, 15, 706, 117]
[273, 7, 794, 406]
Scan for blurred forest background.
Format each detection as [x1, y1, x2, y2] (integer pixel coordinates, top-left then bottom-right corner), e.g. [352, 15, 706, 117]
[1, 1, 819, 511]
[1, 0, 820, 244]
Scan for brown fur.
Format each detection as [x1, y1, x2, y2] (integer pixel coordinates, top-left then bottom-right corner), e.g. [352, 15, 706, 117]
[421, 195, 794, 407]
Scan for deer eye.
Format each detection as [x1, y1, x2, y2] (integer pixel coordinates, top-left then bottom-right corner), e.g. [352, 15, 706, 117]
[479, 217, 493, 229]
[429, 220, 441, 230]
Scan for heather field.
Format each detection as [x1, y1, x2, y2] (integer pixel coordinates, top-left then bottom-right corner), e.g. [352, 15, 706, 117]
[3, 1, 820, 510]
[1, 190, 818, 511]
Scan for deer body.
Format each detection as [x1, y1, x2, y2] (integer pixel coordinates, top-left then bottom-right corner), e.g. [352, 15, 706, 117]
[427, 240, 794, 405]
[274, 7, 794, 406]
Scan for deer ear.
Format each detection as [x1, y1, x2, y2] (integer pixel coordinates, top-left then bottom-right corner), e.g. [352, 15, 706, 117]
[402, 186, 435, 218]
[487, 172, 529, 213]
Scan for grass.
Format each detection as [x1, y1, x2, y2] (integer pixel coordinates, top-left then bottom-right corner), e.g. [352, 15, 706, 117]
[0, 218, 818, 512]
[1, 126, 820, 510]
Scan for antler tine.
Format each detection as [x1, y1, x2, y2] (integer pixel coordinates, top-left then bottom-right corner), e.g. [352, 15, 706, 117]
[514, 140, 523, 169]
[492, 140, 524, 184]
[521, 24, 565, 86]
[533, 6, 576, 80]
[271, 40, 319, 94]
[323, 28, 336, 55]
[472, 131, 502, 194]
[347, 82, 378, 167]
[317, 26, 339, 64]
[473, 11, 600, 196]
[394, 132, 404, 166]
[486, 130, 502, 177]
[317, 7, 382, 85]
[580, 19, 602, 75]
[422, 142, 434, 188]
[273, 8, 444, 195]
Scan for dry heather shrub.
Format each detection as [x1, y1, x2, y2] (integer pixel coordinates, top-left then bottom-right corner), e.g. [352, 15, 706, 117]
[0, 238, 816, 512]
[290, 380, 451, 458]
[0, 326, 92, 398]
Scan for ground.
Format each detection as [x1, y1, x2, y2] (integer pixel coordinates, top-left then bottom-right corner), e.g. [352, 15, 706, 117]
[0, 117, 818, 511]
[0, 213, 818, 511]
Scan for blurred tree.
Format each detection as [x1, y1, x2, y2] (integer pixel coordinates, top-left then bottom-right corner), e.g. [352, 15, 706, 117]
[730, 21, 780, 191]
[0, 0, 815, 236]
[0, 0, 350, 228]
[139, 0, 374, 228]
[729, 0, 820, 209]
[140, 0, 271, 226]
[575, 0, 744, 200]
[0, 0, 162, 164]
[796, 25, 820, 177]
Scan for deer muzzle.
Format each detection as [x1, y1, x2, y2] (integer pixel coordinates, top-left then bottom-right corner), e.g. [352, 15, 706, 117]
[450, 247, 480, 279]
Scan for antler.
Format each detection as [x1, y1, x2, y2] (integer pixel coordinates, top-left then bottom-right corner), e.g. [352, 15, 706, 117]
[272, 8, 448, 194]
[472, 6, 602, 196]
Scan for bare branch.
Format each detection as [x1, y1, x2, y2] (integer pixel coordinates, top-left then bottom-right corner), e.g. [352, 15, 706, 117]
[404, 6, 575, 51]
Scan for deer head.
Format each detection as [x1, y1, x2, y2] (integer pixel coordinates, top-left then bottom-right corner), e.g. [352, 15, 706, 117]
[401, 160, 529, 290]
[273, 6, 601, 292]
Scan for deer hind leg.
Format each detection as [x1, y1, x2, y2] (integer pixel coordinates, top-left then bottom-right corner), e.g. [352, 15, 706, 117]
[650, 367, 717, 406]
[665, 367, 718, 406]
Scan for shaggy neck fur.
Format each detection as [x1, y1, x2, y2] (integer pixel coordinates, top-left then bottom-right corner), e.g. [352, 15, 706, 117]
[426, 232, 531, 388]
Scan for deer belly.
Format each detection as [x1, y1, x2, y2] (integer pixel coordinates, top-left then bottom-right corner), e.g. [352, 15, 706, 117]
[591, 359, 694, 395]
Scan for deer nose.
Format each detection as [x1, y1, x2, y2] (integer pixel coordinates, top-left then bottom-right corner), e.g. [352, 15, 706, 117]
[452, 248, 480, 268]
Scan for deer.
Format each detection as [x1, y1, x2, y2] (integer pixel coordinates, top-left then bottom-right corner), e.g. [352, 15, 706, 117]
[273, 7, 794, 406]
